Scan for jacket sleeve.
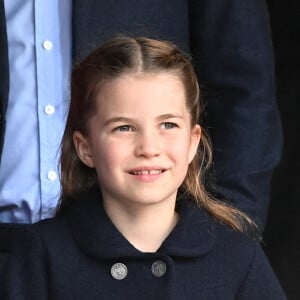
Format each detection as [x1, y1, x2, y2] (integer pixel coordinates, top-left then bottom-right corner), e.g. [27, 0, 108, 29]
[236, 244, 287, 299]
[1, 226, 48, 300]
[188, 0, 283, 228]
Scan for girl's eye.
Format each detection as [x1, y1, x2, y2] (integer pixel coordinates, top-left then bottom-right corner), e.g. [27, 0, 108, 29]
[160, 122, 178, 130]
[114, 125, 134, 132]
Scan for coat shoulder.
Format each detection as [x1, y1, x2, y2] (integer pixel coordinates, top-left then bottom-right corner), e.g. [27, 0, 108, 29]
[210, 219, 259, 271]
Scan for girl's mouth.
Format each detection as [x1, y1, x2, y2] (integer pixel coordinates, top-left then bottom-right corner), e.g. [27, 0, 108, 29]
[128, 168, 167, 182]
[129, 169, 164, 175]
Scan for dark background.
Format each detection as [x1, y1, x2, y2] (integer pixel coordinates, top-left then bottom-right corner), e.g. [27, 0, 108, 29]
[264, 1, 300, 299]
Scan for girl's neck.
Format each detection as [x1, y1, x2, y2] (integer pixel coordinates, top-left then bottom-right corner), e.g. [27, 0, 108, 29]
[102, 198, 179, 253]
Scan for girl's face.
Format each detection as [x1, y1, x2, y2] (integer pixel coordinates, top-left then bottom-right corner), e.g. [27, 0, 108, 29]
[74, 73, 201, 211]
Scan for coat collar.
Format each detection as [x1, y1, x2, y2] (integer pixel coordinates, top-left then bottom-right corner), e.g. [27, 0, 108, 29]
[64, 189, 217, 260]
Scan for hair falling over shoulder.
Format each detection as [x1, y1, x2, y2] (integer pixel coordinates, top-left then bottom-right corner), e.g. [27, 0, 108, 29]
[58, 35, 258, 235]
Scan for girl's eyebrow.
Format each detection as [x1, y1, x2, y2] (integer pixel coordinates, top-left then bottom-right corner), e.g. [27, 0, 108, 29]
[103, 114, 184, 126]
[103, 117, 134, 126]
[157, 113, 184, 121]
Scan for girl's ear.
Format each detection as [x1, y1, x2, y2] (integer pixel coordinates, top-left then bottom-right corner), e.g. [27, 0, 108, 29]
[188, 124, 201, 164]
[73, 131, 95, 168]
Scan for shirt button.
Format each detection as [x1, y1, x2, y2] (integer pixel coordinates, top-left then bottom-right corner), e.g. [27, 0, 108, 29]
[111, 263, 128, 280]
[151, 260, 167, 277]
[44, 105, 55, 115]
[43, 40, 53, 50]
[47, 170, 57, 181]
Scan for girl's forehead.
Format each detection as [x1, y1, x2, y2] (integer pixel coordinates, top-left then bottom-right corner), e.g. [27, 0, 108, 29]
[96, 72, 185, 101]
[93, 72, 189, 117]
[96, 72, 186, 102]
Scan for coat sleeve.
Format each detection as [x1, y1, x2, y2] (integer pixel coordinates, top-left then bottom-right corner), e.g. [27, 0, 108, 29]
[236, 244, 287, 299]
[188, 0, 283, 228]
[1, 226, 48, 300]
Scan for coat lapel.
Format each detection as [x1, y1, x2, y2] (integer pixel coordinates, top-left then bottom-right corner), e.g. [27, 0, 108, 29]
[65, 189, 216, 260]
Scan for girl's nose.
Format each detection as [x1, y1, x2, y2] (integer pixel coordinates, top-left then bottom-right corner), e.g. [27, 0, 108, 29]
[134, 131, 161, 158]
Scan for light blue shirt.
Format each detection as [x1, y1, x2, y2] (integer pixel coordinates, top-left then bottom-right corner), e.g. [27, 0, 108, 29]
[0, 0, 72, 223]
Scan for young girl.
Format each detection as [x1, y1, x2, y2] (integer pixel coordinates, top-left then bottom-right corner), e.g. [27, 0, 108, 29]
[2, 36, 286, 299]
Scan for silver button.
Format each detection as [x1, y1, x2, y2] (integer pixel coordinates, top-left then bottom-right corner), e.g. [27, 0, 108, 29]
[43, 40, 53, 50]
[47, 170, 57, 181]
[151, 260, 167, 277]
[44, 105, 55, 115]
[111, 263, 128, 280]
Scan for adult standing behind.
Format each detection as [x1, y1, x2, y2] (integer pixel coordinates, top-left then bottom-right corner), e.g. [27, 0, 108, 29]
[0, 1, 281, 226]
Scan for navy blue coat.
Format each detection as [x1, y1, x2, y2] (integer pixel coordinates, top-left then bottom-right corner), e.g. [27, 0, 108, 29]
[0, 0, 282, 226]
[2, 189, 286, 299]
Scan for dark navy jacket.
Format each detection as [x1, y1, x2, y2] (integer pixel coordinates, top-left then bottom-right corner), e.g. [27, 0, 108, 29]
[0, 0, 282, 226]
[2, 189, 286, 299]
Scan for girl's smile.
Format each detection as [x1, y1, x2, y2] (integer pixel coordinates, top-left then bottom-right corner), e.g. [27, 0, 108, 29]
[127, 166, 167, 182]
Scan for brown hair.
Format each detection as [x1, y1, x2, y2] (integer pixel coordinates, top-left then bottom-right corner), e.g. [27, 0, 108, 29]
[60, 36, 255, 232]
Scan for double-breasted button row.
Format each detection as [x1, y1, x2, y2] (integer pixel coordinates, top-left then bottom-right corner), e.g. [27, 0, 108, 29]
[111, 260, 167, 280]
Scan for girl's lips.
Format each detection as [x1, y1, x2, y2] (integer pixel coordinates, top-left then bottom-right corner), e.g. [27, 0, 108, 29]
[127, 168, 166, 182]
[129, 169, 164, 175]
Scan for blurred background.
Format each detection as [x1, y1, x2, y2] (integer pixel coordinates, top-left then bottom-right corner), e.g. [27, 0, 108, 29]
[264, 1, 300, 299]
